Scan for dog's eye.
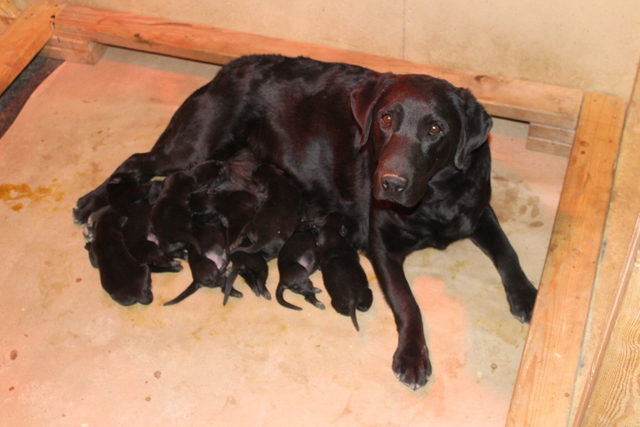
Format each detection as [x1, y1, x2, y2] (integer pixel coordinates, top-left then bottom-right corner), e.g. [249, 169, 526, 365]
[429, 124, 442, 135]
[380, 114, 393, 127]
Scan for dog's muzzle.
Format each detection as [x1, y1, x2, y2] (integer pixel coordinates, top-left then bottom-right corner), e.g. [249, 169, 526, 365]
[374, 172, 421, 207]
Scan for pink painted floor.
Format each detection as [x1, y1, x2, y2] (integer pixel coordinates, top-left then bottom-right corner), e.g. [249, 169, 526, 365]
[0, 53, 567, 426]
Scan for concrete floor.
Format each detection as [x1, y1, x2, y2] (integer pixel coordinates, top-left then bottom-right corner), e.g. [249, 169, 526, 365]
[0, 51, 567, 426]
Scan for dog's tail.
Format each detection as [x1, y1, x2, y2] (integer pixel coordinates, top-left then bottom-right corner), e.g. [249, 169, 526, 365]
[275, 283, 303, 311]
[222, 261, 244, 305]
[349, 299, 360, 332]
[163, 281, 202, 306]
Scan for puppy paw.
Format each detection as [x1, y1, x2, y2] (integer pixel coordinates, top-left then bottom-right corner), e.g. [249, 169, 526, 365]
[304, 293, 326, 310]
[245, 278, 271, 300]
[111, 287, 153, 306]
[507, 282, 538, 323]
[392, 343, 432, 390]
[355, 287, 373, 312]
[73, 190, 108, 225]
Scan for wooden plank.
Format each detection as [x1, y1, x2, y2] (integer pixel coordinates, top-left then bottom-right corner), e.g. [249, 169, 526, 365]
[41, 36, 106, 64]
[0, 0, 65, 95]
[526, 137, 572, 157]
[569, 65, 640, 426]
[0, 16, 12, 33]
[576, 216, 640, 425]
[529, 123, 576, 145]
[51, 3, 583, 130]
[0, 0, 19, 37]
[506, 93, 627, 426]
[526, 123, 575, 157]
[0, 0, 20, 18]
[0, 14, 107, 64]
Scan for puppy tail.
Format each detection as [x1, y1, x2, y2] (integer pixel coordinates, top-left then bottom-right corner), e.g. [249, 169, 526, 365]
[275, 283, 302, 311]
[222, 262, 243, 305]
[349, 299, 360, 332]
[164, 281, 202, 306]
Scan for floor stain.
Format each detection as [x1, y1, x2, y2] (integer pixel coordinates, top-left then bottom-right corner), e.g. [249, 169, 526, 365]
[0, 182, 65, 211]
[491, 170, 543, 226]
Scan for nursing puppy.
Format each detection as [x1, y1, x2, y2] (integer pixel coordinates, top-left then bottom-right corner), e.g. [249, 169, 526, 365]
[275, 230, 324, 311]
[164, 213, 239, 306]
[106, 174, 182, 272]
[86, 206, 152, 306]
[151, 160, 224, 255]
[190, 189, 262, 246]
[231, 164, 299, 260]
[220, 251, 270, 305]
[317, 213, 372, 331]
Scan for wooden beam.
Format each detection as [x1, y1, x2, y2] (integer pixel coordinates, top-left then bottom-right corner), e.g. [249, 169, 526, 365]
[41, 36, 106, 64]
[507, 93, 627, 426]
[526, 123, 575, 157]
[569, 64, 640, 425]
[576, 215, 640, 425]
[0, 0, 65, 95]
[50, 3, 583, 130]
[0, 0, 20, 19]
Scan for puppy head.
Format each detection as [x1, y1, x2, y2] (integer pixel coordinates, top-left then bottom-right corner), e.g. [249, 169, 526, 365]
[351, 75, 492, 207]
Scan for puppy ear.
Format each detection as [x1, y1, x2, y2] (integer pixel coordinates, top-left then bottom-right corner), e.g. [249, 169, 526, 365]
[350, 75, 393, 146]
[454, 88, 493, 170]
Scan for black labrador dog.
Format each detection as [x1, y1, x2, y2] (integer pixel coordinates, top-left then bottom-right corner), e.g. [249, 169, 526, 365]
[73, 54, 537, 390]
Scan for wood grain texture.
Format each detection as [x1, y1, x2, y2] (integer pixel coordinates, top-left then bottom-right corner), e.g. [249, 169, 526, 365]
[0, 0, 20, 19]
[570, 65, 640, 426]
[50, 3, 583, 129]
[580, 217, 640, 426]
[41, 36, 106, 64]
[526, 137, 572, 157]
[507, 93, 627, 427]
[0, 0, 64, 95]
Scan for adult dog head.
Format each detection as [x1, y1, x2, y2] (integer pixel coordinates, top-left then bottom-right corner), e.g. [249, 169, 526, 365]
[351, 75, 492, 208]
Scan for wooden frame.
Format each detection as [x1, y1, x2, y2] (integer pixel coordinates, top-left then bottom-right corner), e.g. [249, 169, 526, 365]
[1, 1, 636, 425]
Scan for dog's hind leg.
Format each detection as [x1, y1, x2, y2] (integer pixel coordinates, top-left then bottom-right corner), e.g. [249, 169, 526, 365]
[469, 205, 538, 323]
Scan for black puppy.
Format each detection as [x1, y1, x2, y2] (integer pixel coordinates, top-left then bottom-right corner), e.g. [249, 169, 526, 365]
[275, 230, 324, 311]
[151, 160, 224, 255]
[86, 206, 152, 306]
[164, 213, 240, 306]
[316, 213, 372, 331]
[220, 251, 270, 305]
[106, 174, 182, 272]
[231, 164, 299, 260]
[190, 189, 262, 247]
[74, 55, 537, 389]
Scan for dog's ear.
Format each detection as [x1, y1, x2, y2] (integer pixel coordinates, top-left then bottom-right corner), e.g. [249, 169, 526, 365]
[454, 88, 493, 170]
[350, 75, 393, 146]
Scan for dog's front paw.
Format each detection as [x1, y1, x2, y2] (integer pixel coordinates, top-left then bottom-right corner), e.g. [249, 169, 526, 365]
[392, 342, 432, 390]
[507, 281, 538, 323]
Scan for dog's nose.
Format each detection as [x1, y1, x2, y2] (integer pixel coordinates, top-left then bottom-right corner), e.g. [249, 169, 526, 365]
[381, 174, 407, 193]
